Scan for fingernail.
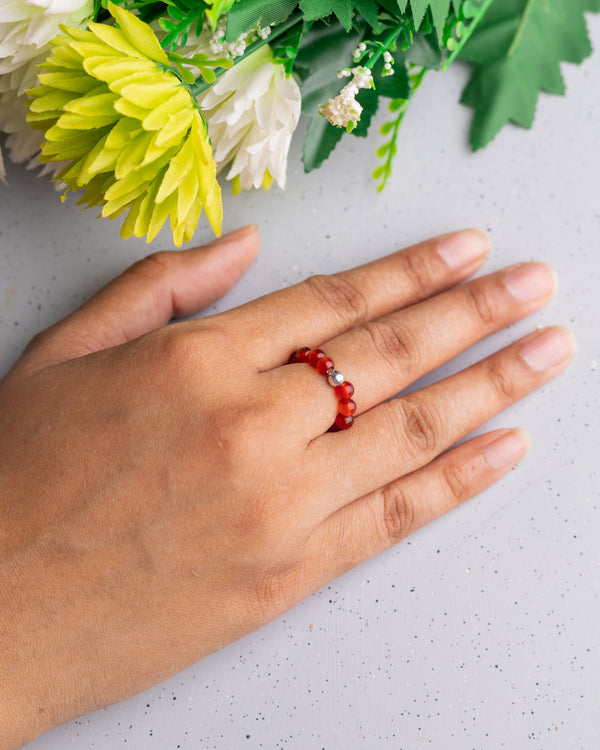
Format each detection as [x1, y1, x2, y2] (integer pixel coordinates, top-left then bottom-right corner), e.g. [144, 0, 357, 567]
[519, 327, 576, 371]
[483, 428, 531, 470]
[437, 228, 491, 271]
[503, 263, 558, 302]
[209, 224, 258, 245]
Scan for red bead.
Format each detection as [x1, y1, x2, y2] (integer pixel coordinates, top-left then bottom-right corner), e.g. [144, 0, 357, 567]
[295, 347, 311, 363]
[327, 423, 341, 432]
[287, 352, 297, 363]
[334, 413, 354, 430]
[316, 357, 334, 375]
[337, 398, 357, 417]
[334, 381, 354, 399]
[307, 349, 327, 367]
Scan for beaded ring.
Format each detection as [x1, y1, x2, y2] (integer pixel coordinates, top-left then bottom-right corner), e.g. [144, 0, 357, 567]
[288, 347, 357, 431]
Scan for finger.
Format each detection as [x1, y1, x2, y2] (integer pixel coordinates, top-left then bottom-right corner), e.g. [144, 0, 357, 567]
[308, 325, 575, 510]
[264, 261, 558, 436]
[22, 225, 260, 367]
[302, 428, 531, 585]
[226, 228, 490, 370]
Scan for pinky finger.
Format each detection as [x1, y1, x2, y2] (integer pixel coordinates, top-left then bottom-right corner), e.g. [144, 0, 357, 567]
[303, 428, 531, 584]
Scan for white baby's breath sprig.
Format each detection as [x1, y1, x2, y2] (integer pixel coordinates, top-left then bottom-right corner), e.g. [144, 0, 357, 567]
[196, 16, 274, 60]
[352, 41, 367, 61]
[382, 50, 395, 76]
[319, 66, 373, 131]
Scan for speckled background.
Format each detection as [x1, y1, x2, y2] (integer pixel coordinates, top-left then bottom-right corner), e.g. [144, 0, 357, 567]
[1, 16, 599, 750]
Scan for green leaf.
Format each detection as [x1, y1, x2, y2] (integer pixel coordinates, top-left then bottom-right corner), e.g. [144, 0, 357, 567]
[299, 0, 381, 31]
[405, 29, 443, 68]
[371, 55, 410, 99]
[459, 0, 600, 150]
[396, 0, 452, 41]
[351, 88, 379, 136]
[354, 0, 384, 30]
[302, 117, 345, 171]
[295, 22, 361, 169]
[225, 0, 299, 41]
[205, 0, 236, 29]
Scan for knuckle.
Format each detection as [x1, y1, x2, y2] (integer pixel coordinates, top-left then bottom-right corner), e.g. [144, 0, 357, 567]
[155, 325, 230, 374]
[360, 319, 418, 375]
[23, 328, 50, 354]
[464, 282, 496, 327]
[396, 397, 440, 456]
[135, 251, 177, 278]
[380, 484, 415, 544]
[125, 252, 181, 315]
[156, 328, 199, 370]
[486, 357, 519, 402]
[235, 495, 274, 540]
[209, 399, 278, 484]
[442, 461, 472, 504]
[248, 564, 302, 621]
[304, 273, 368, 324]
[251, 573, 284, 619]
[399, 248, 436, 299]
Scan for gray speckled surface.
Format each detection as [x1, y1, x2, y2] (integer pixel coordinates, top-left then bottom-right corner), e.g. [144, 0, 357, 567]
[2, 16, 600, 750]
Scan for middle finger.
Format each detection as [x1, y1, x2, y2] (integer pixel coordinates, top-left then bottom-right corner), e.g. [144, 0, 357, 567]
[264, 261, 557, 435]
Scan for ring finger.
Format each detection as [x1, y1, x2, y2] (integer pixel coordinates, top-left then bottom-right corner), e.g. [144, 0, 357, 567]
[264, 261, 558, 436]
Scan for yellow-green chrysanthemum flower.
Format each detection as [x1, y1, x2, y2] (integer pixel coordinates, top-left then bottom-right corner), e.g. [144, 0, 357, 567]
[26, 2, 222, 245]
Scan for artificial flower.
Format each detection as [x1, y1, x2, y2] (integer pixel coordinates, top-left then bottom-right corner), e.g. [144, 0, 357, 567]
[3, 0, 596, 243]
[0, 67, 65, 176]
[26, 2, 222, 245]
[0, 0, 94, 176]
[0, 0, 94, 76]
[319, 66, 373, 131]
[0, 81, 44, 166]
[198, 45, 301, 192]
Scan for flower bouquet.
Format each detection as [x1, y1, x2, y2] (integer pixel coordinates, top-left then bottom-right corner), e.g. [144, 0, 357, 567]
[0, 0, 597, 244]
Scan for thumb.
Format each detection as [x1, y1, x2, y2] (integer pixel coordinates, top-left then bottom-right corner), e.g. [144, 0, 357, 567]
[22, 224, 260, 368]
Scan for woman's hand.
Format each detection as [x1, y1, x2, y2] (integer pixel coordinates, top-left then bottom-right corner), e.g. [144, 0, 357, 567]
[0, 226, 574, 748]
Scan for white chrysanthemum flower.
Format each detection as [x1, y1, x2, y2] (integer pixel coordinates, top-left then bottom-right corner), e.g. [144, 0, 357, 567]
[0, 0, 94, 75]
[198, 45, 301, 191]
[0, 58, 65, 178]
[0, 0, 92, 177]
[320, 66, 373, 130]
[0, 85, 42, 161]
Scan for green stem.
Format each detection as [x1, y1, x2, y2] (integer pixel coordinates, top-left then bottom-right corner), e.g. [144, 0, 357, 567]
[278, 19, 313, 76]
[189, 12, 303, 97]
[366, 24, 404, 70]
[507, 0, 535, 56]
[443, 0, 495, 69]
[377, 67, 426, 191]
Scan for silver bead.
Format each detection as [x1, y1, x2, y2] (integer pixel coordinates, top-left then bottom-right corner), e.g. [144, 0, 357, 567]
[327, 369, 344, 387]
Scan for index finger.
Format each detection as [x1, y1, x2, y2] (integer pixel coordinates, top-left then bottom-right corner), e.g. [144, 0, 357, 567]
[222, 229, 491, 371]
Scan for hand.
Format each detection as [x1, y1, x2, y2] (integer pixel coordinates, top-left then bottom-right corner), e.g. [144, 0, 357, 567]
[0, 226, 574, 748]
